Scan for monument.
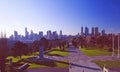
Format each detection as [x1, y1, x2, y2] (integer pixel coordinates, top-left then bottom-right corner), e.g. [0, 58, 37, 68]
[39, 46, 44, 59]
[39, 37, 49, 60]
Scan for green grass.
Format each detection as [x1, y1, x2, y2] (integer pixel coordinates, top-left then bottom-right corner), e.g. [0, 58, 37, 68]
[93, 60, 120, 68]
[28, 60, 68, 69]
[29, 63, 48, 68]
[7, 55, 35, 62]
[80, 48, 111, 56]
[6, 54, 68, 69]
[46, 46, 68, 56]
[6, 46, 69, 69]
[55, 60, 68, 68]
[48, 51, 68, 56]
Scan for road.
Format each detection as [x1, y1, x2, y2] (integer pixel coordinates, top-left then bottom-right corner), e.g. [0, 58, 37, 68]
[68, 45, 102, 72]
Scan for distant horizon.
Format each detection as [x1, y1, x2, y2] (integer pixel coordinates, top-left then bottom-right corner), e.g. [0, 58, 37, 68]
[2, 26, 119, 38]
[0, 0, 120, 37]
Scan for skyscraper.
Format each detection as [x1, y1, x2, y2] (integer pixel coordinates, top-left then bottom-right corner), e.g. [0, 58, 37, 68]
[81, 27, 84, 36]
[30, 30, 34, 40]
[53, 31, 58, 39]
[95, 27, 99, 36]
[101, 29, 106, 36]
[60, 30, 63, 36]
[25, 27, 29, 39]
[14, 30, 18, 40]
[91, 27, 94, 36]
[47, 30, 52, 39]
[59, 30, 63, 39]
[85, 27, 89, 36]
[39, 31, 43, 38]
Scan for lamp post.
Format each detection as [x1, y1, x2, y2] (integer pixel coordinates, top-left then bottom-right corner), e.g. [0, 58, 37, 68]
[117, 34, 120, 58]
[112, 35, 114, 56]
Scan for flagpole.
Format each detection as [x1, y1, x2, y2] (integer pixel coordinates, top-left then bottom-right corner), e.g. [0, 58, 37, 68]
[112, 34, 114, 56]
[117, 34, 119, 58]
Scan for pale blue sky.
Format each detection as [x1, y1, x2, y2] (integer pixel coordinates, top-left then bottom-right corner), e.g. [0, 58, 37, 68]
[0, 0, 120, 37]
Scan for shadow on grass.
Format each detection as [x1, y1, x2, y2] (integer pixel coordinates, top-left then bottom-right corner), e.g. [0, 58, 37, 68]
[52, 59, 101, 71]
[9, 56, 101, 71]
[22, 58, 57, 67]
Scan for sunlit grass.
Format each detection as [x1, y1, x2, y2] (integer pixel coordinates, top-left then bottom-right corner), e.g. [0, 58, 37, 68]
[29, 63, 48, 68]
[7, 55, 34, 62]
[80, 48, 111, 56]
[6, 46, 69, 69]
[93, 60, 120, 68]
[48, 51, 68, 56]
[46, 46, 68, 56]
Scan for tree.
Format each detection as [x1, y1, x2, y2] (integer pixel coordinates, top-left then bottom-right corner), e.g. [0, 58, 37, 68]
[12, 41, 29, 59]
[39, 37, 49, 50]
[0, 38, 8, 72]
[31, 40, 39, 55]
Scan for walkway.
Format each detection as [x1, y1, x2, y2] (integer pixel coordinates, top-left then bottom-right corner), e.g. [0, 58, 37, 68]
[68, 45, 102, 72]
[26, 68, 69, 72]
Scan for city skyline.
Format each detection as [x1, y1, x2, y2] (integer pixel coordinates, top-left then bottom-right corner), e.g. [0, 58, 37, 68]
[0, 0, 120, 37]
[9, 26, 106, 41]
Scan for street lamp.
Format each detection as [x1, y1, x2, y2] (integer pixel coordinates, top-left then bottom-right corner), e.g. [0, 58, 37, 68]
[117, 33, 120, 58]
[112, 34, 114, 56]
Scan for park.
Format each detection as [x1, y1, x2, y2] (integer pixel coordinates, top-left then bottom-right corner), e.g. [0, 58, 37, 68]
[0, 33, 120, 72]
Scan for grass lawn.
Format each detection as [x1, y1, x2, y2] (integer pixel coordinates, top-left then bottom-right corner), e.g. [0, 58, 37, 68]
[7, 55, 35, 62]
[28, 60, 68, 69]
[46, 46, 68, 56]
[29, 63, 48, 68]
[80, 48, 112, 56]
[55, 60, 68, 68]
[93, 60, 120, 68]
[6, 55, 68, 69]
[48, 51, 68, 56]
[6, 47, 69, 69]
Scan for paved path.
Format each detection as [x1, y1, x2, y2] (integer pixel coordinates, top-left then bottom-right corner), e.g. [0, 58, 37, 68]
[26, 68, 69, 72]
[68, 45, 102, 72]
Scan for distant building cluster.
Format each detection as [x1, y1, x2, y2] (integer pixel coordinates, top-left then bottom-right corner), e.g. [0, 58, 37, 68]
[81, 27, 106, 37]
[9, 27, 106, 42]
[9, 27, 66, 42]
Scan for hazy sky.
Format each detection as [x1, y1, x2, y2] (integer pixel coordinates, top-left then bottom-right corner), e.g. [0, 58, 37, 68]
[0, 0, 120, 37]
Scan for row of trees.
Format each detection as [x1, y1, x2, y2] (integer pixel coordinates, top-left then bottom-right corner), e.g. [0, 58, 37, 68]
[10, 37, 69, 59]
[72, 34, 119, 51]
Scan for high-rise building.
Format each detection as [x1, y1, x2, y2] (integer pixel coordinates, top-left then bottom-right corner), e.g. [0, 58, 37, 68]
[30, 30, 34, 40]
[81, 27, 84, 36]
[60, 30, 63, 36]
[47, 30, 52, 39]
[91, 27, 94, 36]
[14, 30, 18, 40]
[53, 31, 58, 39]
[25, 27, 29, 39]
[85, 27, 89, 36]
[59, 30, 63, 39]
[95, 27, 99, 36]
[39, 31, 43, 38]
[101, 29, 106, 36]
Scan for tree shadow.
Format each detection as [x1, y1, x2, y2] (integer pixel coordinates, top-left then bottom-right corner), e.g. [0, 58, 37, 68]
[12, 56, 101, 71]
[49, 59, 101, 71]
[22, 58, 57, 67]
